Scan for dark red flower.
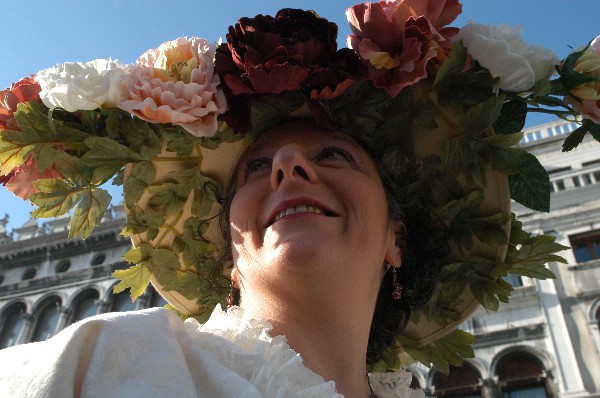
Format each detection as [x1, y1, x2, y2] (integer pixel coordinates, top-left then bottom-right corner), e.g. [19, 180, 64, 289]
[216, 8, 365, 133]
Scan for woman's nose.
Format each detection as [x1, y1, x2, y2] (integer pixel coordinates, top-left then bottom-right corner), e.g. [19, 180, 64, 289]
[270, 144, 318, 189]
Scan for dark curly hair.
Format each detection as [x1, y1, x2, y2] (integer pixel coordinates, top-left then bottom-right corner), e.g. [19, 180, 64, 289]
[216, 133, 444, 365]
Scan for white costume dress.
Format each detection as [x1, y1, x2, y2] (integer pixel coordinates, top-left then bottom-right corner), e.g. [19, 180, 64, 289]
[0, 305, 424, 398]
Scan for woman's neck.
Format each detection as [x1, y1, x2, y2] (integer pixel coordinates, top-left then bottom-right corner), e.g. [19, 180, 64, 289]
[240, 284, 377, 398]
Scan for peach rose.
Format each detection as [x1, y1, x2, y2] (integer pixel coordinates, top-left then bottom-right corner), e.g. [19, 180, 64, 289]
[120, 37, 226, 137]
[564, 36, 600, 124]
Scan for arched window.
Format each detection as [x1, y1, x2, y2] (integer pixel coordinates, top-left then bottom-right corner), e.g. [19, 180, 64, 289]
[496, 351, 549, 398]
[91, 254, 106, 266]
[431, 363, 482, 397]
[70, 291, 99, 324]
[110, 291, 137, 312]
[0, 274, 4, 285]
[596, 305, 600, 329]
[0, 303, 26, 348]
[31, 299, 61, 342]
[22, 268, 37, 280]
[55, 260, 71, 273]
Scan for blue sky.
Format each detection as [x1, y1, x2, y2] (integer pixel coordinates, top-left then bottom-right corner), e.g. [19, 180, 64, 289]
[0, 0, 598, 233]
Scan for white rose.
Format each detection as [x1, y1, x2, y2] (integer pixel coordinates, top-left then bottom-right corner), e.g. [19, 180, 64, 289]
[37, 59, 127, 112]
[453, 23, 559, 93]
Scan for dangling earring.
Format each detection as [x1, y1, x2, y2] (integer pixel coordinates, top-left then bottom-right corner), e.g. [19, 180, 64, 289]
[391, 267, 402, 300]
[226, 280, 236, 309]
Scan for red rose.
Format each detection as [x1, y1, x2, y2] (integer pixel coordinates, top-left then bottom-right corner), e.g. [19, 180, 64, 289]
[0, 76, 41, 130]
[0, 77, 62, 200]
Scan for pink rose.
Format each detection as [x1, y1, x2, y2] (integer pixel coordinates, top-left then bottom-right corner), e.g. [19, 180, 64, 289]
[346, 0, 462, 97]
[564, 36, 600, 124]
[119, 37, 226, 137]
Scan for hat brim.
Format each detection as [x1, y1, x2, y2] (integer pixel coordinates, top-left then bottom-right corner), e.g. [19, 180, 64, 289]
[126, 90, 511, 348]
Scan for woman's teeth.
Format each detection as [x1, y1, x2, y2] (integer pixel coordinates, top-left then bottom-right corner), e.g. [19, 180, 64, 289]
[274, 205, 323, 221]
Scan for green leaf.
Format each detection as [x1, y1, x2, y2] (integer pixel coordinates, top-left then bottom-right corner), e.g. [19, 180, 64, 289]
[434, 40, 468, 88]
[589, 120, 600, 142]
[146, 247, 181, 290]
[442, 137, 485, 186]
[327, 80, 389, 139]
[68, 187, 111, 239]
[29, 179, 86, 218]
[398, 329, 475, 374]
[0, 139, 33, 175]
[174, 218, 212, 270]
[478, 133, 526, 174]
[166, 133, 195, 157]
[251, 92, 305, 135]
[509, 234, 567, 279]
[441, 191, 507, 249]
[461, 95, 506, 136]
[112, 263, 151, 301]
[147, 182, 188, 218]
[123, 161, 156, 207]
[80, 136, 143, 182]
[121, 245, 152, 264]
[52, 151, 89, 187]
[122, 206, 164, 240]
[35, 145, 61, 173]
[493, 100, 527, 135]
[558, 40, 599, 91]
[14, 101, 91, 148]
[434, 329, 476, 367]
[562, 123, 588, 151]
[121, 118, 162, 159]
[509, 153, 551, 212]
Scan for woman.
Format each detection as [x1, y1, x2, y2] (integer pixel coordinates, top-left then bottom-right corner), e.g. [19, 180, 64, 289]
[0, 0, 592, 397]
[0, 119, 426, 398]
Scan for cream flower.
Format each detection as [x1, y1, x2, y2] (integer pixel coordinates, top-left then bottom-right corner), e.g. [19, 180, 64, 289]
[563, 36, 600, 124]
[37, 59, 126, 112]
[119, 37, 226, 137]
[454, 23, 559, 93]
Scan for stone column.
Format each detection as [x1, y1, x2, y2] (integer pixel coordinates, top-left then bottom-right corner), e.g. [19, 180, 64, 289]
[54, 306, 72, 335]
[481, 377, 502, 398]
[96, 299, 111, 314]
[16, 313, 34, 345]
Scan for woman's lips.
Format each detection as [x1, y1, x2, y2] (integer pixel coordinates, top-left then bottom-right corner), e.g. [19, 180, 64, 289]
[266, 198, 338, 227]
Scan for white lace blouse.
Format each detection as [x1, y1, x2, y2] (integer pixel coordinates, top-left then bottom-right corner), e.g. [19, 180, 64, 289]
[0, 305, 424, 398]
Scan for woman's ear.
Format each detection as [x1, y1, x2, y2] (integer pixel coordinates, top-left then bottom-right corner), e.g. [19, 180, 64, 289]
[385, 220, 405, 267]
[230, 267, 240, 289]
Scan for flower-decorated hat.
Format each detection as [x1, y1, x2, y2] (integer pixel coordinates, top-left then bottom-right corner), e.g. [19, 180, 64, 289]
[1, 0, 599, 372]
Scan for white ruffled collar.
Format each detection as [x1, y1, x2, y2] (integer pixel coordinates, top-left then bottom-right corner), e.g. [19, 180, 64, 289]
[183, 305, 424, 398]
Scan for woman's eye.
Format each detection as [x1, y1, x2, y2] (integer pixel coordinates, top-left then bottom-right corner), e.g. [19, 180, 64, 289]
[244, 157, 271, 180]
[315, 146, 354, 163]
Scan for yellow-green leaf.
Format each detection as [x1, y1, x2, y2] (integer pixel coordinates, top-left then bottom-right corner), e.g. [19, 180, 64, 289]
[68, 188, 111, 239]
[30, 179, 85, 218]
[112, 263, 151, 300]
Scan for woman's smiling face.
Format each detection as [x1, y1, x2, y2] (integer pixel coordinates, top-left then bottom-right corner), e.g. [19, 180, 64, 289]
[229, 120, 400, 295]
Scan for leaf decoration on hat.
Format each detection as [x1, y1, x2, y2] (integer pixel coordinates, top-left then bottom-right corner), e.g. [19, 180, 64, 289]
[384, 330, 476, 375]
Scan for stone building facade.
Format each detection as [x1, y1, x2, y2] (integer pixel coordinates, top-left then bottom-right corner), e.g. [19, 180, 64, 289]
[1, 119, 599, 397]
